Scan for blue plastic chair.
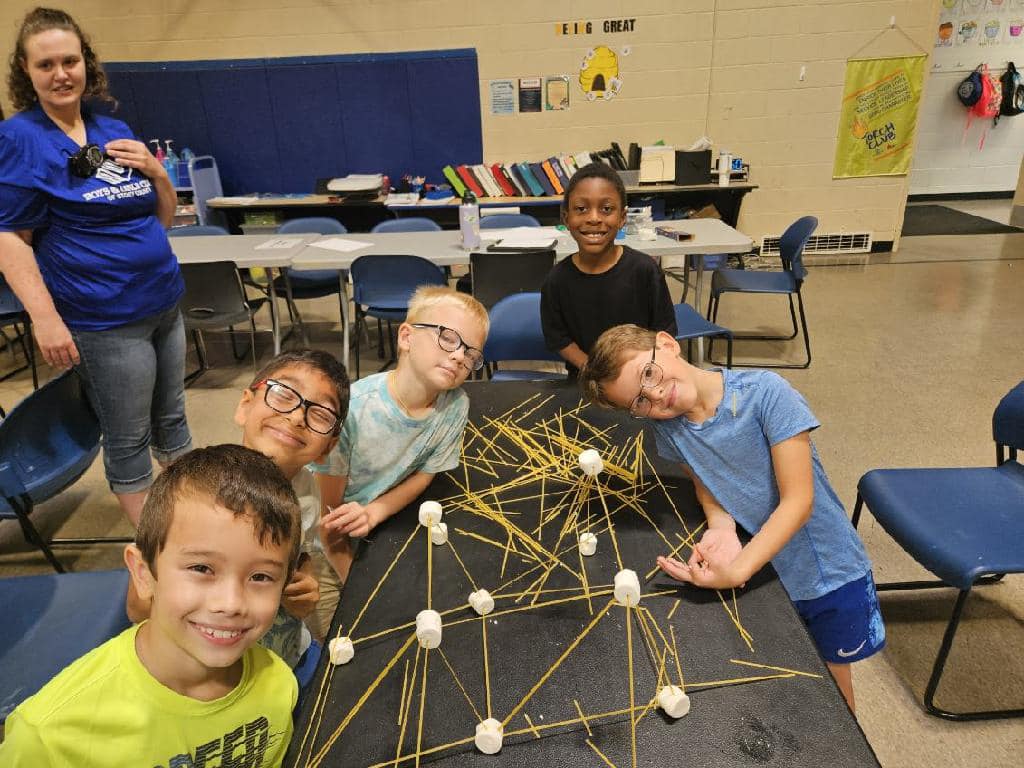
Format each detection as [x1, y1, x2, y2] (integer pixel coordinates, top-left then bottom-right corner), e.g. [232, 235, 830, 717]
[0, 276, 37, 390]
[0, 371, 115, 573]
[480, 213, 540, 229]
[274, 218, 348, 345]
[187, 155, 228, 229]
[371, 217, 442, 234]
[852, 380, 1024, 721]
[0, 569, 131, 722]
[482, 293, 565, 381]
[349, 255, 446, 379]
[707, 215, 817, 369]
[673, 303, 732, 369]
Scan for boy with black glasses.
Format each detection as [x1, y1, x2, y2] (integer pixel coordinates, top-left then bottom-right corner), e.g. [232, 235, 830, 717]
[315, 287, 489, 576]
[579, 324, 884, 714]
[234, 350, 350, 660]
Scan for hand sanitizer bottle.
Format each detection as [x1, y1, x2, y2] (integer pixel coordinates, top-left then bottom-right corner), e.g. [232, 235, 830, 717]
[150, 139, 165, 163]
[179, 147, 195, 186]
[163, 139, 179, 184]
[459, 191, 481, 250]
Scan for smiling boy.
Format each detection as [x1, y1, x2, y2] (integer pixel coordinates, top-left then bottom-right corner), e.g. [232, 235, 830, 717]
[315, 287, 488, 569]
[580, 325, 885, 713]
[0, 445, 301, 767]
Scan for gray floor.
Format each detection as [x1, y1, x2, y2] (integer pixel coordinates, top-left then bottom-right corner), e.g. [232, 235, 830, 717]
[1, 200, 1022, 766]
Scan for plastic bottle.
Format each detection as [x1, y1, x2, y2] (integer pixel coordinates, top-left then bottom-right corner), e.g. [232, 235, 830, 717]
[163, 139, 179, 184]
[718, 150, 731, 187]
[459, 190, 481, 250]
[179, 147, 195, 186]
[149, 139, 165, 162]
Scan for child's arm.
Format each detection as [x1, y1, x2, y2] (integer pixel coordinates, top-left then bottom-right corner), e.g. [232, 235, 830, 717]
[657, 467, 742, 581]
[321, 471, 435, 538]
[557, 342, 588, 370]
[667, 432, 815, 590]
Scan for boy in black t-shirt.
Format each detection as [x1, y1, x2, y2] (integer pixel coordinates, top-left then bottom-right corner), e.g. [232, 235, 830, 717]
[541, 162, 676, 376]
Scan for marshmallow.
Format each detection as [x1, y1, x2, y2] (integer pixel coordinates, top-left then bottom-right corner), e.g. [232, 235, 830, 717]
[613, 568, 641, 607]
[578, 531, 597, 556]
[474, 718, 504, 754]
[578, 449, 604, 477]
[468, 589, 494, 615]
[415, 609, 443, 649]
[429, 522, 448, 545]
[418, 500, 443, 527]
[328, 636, 354, 665]
[657, 685, 691, 718]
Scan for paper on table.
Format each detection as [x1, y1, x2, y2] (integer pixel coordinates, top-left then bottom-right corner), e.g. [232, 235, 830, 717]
[207, 196, 260, 205]
[384, 193, 421, 206]
[481, 226, 568, 242]
[255, 237, 306, 250]
[309, 237, 374, 253]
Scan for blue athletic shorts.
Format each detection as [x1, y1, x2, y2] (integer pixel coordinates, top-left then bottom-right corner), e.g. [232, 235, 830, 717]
[792, 572, 886, 664]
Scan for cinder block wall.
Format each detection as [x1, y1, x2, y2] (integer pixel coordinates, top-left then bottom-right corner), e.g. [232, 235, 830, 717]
[0, 0, 940, 245]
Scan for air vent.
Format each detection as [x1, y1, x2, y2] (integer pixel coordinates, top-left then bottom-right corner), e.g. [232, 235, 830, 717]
[760, 232, 872, 256]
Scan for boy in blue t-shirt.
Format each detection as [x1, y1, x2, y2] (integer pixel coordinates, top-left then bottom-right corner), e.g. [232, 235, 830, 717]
[579, 324, 884, 713]
[314, 286, 489, 577]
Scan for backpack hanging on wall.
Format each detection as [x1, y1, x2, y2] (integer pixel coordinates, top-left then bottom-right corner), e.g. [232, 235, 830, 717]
[998, 62, 1024, 123]
[957, 66, 984, 107]
[961, 64, 1001, 149]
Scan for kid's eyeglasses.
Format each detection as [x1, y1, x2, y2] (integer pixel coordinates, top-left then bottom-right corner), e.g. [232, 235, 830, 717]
[252, 379, 340, 434]
[409, 323, 484, 372]
[629, 345, 663, 419]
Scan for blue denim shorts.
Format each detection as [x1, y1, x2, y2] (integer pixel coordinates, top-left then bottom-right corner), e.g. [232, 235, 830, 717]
[793, 571, 886, 664]
[71, 305, 193, 494]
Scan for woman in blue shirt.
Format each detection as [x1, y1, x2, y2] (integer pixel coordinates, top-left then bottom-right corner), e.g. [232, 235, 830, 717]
[0, 8, 192, 526]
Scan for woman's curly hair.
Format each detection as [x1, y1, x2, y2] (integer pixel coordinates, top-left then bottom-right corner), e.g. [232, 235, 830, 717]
[7, 7, 113, 112]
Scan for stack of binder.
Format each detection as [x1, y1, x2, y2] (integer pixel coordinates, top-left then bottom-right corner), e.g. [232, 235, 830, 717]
[441, 151, 606, 200]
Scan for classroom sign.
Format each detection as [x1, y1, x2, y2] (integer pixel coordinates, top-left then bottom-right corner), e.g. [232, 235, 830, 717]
[833, 55, 927, 178]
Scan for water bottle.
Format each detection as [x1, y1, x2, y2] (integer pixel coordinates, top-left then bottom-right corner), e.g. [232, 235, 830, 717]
[718, 150, 731, 187]
[459, 191, 481, 250]
[179, 147, 195, 186]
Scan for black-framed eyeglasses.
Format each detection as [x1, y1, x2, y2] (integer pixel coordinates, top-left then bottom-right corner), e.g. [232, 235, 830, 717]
[252, 379, 341, 434]
[628, 345, 663, 419]
[410, 323, 484, 371]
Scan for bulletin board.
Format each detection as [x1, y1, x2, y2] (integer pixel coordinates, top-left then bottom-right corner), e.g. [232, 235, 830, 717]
[99, 49, 483, 194]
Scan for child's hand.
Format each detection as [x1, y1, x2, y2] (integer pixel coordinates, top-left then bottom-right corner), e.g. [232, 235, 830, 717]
[321, 502, 375, 539]
[657, 546, 747, 591]
[282, 557, 319, 620]
[689, 527, 742, 569]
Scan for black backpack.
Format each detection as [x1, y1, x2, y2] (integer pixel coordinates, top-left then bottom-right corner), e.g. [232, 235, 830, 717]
[999, 62, 1024, 118]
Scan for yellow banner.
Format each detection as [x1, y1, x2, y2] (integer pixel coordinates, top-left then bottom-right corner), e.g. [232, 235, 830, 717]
[833, 55, 926, 179]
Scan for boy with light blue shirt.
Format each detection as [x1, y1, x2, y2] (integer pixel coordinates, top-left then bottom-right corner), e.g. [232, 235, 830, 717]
[580, 324, 884, 714]
[315, 286, 489, 577]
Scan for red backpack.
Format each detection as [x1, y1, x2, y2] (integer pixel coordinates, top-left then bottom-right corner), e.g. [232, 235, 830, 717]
[963, 64, 1002, 149]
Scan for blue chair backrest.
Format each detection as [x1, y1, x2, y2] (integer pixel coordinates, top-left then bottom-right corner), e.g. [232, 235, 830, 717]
[483, 293, 561, 363]
[372, 217, 442, 234]
[0, 276, 25, 316]
[277, 217, 347, 235]
[480, 213, 540, 229]
[188, 156, 224, 227]
[168, 224, 230, 237]
[0, 371, 100, 516]
[993, 380, 1024, 452]
[779, 215, 817, 281]
[349, 255, 446, 309]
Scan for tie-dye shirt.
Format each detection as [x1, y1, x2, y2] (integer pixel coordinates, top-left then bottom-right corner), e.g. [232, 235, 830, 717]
[311, 373, 468, 506]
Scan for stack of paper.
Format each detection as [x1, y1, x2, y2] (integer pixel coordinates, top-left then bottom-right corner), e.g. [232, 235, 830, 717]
[326, 174, 383, 193]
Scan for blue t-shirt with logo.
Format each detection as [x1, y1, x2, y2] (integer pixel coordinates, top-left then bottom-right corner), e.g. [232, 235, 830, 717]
[0, 106, 183, 331]
[652, 369, 871, 601]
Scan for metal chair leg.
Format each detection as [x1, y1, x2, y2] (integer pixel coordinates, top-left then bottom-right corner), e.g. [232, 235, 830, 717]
[9, 493, 65, 573]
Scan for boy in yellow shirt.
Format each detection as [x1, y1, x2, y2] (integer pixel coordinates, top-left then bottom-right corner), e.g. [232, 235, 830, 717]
[0, 445, 301, 767]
